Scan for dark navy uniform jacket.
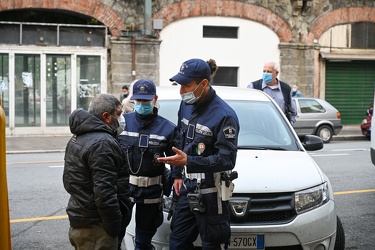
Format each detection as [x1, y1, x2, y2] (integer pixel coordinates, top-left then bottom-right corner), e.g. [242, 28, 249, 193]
[118, 110, 177, 178]
[172, 86, 240, 179]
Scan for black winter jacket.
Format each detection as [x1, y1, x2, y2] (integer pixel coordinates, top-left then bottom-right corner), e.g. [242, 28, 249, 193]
[63, 108, 132, 237]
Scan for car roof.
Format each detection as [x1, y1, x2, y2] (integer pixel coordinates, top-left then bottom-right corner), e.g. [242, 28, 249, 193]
[156, 86, 271, 102]
[293, 97, 323, 100]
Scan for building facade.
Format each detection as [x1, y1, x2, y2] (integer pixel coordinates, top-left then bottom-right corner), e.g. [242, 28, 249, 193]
[0, 0, 374, 135]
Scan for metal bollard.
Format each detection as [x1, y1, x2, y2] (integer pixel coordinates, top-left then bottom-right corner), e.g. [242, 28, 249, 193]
[0, 95, 11, 249]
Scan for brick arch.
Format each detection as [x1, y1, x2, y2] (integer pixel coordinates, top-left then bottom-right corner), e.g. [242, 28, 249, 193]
[0, 0, 125, 36]
[307, 7, 375, 44]
[153, 0, 293, 42]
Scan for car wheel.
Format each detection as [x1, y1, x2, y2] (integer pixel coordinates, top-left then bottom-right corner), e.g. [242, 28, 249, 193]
[334, 216, 345, 250]
[316, 125, 333, 143]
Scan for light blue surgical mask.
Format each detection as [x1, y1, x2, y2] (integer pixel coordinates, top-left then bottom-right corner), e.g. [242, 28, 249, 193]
[134, 101, 153, 115]
[262, 72, 273, 83]
[181, 82, 203, 104]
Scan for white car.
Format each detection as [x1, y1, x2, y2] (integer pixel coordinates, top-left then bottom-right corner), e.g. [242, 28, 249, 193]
[124, 86, 345, 250]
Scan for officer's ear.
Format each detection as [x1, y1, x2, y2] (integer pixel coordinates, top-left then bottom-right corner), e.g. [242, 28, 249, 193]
[201, 79, 209, 88]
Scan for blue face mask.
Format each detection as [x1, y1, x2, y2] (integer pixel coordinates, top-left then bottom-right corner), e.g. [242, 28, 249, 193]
[134, 101, 153, 115]
[262, 72, 273, 83]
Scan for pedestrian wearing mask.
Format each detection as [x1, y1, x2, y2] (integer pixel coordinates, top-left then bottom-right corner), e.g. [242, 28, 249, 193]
[63, 93, 132, 250]
[120, 85, 129, 102]
[158, 58, 240, 250]
[117, 79, 177, 250]
[292, 84, 303, 97]
[247, 61, 297, 125]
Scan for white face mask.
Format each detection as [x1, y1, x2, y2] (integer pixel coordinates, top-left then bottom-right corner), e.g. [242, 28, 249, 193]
[117, 114, 126, 134]
[180, 82, 203, 104]
[111, 114, 126, 135]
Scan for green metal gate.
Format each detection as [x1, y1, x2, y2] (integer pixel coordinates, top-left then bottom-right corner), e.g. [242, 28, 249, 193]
[325, 60, 375, 124]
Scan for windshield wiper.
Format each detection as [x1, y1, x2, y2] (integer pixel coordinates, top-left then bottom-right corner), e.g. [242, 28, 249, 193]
[237, 146, 288, 150]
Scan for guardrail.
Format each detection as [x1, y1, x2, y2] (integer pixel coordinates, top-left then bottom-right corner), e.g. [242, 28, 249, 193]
[0, 95, 11, 249]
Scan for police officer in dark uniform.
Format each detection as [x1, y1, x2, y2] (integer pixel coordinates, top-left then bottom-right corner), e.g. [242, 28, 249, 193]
[158, 58, 240, 250]
[117, 79, 177, 250]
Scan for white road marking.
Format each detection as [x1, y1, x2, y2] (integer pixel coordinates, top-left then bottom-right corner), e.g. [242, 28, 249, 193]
[310, 153, 349, 157]
[332, 148, 368, 151]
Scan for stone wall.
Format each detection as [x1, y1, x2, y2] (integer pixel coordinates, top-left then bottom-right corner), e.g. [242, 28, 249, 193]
[109, 36, 161, 94]
[101, 0, 375, 95]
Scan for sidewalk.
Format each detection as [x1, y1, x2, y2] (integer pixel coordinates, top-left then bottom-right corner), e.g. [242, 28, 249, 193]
[4, 125, 366, 154]
[5, 135, 71, 154]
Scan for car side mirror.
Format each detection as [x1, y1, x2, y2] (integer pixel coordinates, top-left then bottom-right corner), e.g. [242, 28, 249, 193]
[302, 135, 324, 151]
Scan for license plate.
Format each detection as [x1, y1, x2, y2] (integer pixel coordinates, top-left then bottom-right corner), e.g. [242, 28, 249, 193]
[229, 234, 264, 249]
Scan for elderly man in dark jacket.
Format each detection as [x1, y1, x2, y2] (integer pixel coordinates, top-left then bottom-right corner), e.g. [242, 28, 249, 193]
[63, 93, 132, 250]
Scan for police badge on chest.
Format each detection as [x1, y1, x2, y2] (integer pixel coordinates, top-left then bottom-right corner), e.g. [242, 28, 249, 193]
[195, 142, 205, 155]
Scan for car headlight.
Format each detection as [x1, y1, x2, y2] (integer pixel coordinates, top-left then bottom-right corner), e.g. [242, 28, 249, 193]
[295, 182, 330, 214]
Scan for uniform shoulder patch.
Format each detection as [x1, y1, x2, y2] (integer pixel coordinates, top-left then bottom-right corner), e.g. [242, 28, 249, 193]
[223, 126, 236, 139]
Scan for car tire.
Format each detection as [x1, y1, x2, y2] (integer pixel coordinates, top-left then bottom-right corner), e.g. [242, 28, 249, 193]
[334, 216, 345, 250]
[316, 125, 333, 143]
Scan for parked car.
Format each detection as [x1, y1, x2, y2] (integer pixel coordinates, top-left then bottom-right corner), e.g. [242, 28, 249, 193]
[371, 92, 375, 165]
[124, 87, 345, 250]
[293, 97, 343, 143]
[360, 115, 371, 138]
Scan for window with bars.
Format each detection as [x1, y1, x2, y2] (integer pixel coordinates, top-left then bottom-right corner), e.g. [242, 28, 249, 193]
[203, 26, 238, 39]
[0, 22, 107, 47]
[351, 22, 375, 49]
[211, 67, 238, 87]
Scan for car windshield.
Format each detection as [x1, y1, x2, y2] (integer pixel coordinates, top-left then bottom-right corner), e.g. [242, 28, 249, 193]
[158, 99, 300, 151]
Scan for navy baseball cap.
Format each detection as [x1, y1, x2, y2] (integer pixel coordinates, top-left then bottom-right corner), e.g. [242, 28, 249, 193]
[169, 58, 211, 85]
[130, 79, 156, 101]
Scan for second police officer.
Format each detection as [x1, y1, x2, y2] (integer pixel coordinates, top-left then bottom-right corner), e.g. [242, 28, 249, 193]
[158, 58, 240, 249]
[117, 79, 177, 250]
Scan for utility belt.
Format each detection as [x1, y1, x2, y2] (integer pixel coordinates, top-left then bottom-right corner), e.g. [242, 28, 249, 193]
[129, 175, 162, 187]
[129, 196, 162, 204]
[186, 170, 238, 214]
[185, 172, 206, 180]
[184, 166, 214, 187]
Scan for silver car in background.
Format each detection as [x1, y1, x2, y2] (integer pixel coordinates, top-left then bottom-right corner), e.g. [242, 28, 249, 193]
[293, 97, 343, 143]
[123, 87, 345, 250]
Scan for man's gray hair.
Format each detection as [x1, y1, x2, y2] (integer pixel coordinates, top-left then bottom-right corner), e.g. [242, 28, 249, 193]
[265, 61, 280, 72]
[88, 93, 121, 120]
[272, 62, 280, 72]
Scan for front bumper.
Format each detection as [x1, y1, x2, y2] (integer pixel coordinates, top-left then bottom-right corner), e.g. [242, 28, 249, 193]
[124, 200, 337, 250]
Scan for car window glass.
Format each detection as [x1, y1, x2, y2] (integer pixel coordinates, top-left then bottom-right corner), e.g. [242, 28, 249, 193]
[158, 99, 298, 151]
[229, 101, 295, 148]
[299, 99, 326, 113]
[158, 100, 179, 124]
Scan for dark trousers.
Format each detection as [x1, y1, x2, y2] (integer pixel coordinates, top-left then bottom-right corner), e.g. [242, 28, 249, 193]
[169, 179, 230, 250]
[134, 202, 163, 250]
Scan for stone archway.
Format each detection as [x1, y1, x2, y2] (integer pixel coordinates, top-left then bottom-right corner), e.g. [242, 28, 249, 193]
[0, 0, 125, 36]
[153, 0, 293, 42]
[307, 7, 375, 43]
